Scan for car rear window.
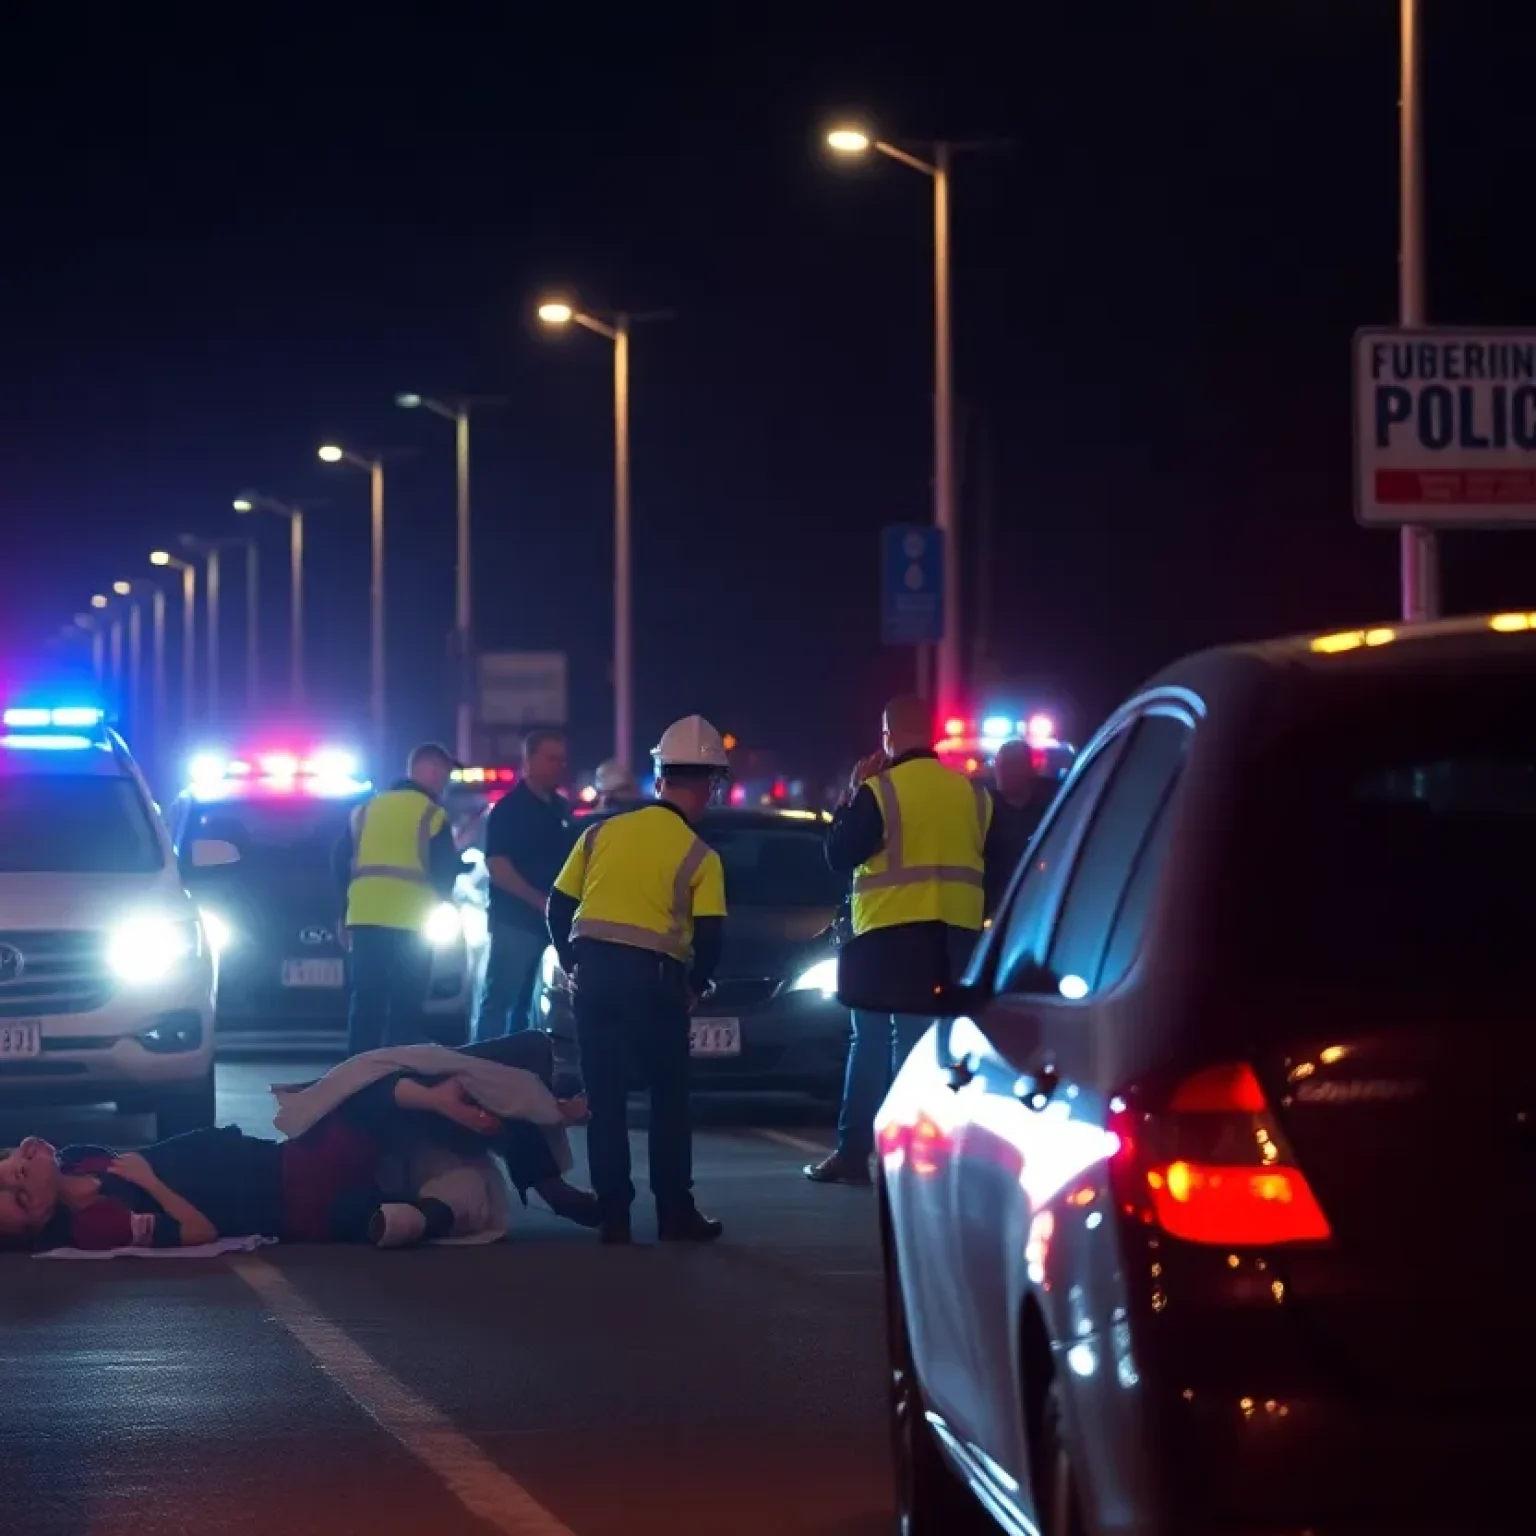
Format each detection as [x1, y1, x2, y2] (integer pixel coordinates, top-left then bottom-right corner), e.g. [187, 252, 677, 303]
[1224, 670, 1536, 999]
[703, 826, 844, 908]
[0, 776, 163, 875]
[187, 798, 357, 867]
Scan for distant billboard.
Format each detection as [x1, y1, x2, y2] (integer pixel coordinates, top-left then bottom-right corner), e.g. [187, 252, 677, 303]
[476, 652, 567, 728]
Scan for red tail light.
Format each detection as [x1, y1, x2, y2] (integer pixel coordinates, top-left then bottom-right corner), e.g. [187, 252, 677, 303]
[1109, 1062, 1331, 1246]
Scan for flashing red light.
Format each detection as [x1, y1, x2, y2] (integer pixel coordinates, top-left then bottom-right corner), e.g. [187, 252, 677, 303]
[729, 783, 746, 806]
[259, 753, 299, 778]
[943, 717, 966, 737]
[771, 777, 787, 800]
[1109, 1064, 1331, 1246]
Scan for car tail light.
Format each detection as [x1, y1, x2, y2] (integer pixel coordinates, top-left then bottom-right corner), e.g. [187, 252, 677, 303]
[1109, 1063, 1331, 1246]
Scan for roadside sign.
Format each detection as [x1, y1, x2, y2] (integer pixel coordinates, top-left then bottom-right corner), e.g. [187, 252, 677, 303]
[1354, 327, 1536, 527]
[476, 651, 567, 728]
[881, 525, 945, 646]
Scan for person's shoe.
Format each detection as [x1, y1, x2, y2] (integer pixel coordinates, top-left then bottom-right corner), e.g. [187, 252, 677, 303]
[599, 1215, 633, 1246]
[369, 1203, 428, 1249]
[657, 1207, 724, 1243]
[535, 1179, 603, 1229]
[803, 1152, 873, 1186]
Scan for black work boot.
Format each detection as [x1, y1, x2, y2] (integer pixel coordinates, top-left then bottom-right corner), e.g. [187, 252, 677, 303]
[657, 1205, 724, 1243]
[804, 1152, 873, 1186]
[599, 1213, 633, 1245]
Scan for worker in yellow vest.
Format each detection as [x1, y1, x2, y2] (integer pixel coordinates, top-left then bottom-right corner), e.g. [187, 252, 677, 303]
[333, 743, 462, 1055]
[546, 716, 729, 1245]
[808, 694, 993, 1185]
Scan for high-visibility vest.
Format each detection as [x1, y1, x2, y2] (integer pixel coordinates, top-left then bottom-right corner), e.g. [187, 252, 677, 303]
[850, 757, 991, 936]
[553, 804, 727, 962]
[345, 788, 447, 930]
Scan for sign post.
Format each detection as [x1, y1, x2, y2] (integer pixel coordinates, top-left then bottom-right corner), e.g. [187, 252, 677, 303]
[1354, 329, 1536, 530]
[881, 525, 945, 700]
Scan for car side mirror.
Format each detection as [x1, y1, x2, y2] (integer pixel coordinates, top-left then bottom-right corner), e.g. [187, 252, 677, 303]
[188, 837, 240, 869]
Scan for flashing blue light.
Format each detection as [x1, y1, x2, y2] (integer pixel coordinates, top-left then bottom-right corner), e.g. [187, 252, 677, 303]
[981, 715, 1013, 740]
[2, 706, 103, 729]
[1, 733, 94, 751]
[51, 707, 104, 728]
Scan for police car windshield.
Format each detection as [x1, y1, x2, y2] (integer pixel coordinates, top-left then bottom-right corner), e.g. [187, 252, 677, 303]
[0, 776, 163, 875]
[187, 797, 355, 866]
[702, 825, 843, 908]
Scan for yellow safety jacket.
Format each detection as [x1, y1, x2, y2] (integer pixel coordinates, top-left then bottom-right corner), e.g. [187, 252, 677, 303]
[850, 756, 991, 936]
[345, 786, 448, 930]
[553, 804, 727, 962]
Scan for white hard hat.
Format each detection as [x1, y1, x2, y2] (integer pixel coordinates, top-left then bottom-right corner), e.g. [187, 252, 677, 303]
[594, 758, 638, 795]
[652, 715, 730, 775]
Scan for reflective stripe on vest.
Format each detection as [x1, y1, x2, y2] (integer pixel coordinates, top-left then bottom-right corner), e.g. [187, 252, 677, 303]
[571, 822, 712, 961]
[350, 797, 438, 884]
[852, 774, 989, 892]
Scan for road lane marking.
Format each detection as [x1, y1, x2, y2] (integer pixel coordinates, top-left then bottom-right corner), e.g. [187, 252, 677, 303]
[232, 1256, 576, 1536]
[750, 1128, 834, 1157]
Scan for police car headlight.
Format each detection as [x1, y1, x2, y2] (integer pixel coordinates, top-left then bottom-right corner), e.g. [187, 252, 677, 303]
[788, 957, 838, 997]
[424, 903, 462, 946]
[199, 908, 233, 955]
[460, 904, 488, 947]
[109, 915, 197, 983]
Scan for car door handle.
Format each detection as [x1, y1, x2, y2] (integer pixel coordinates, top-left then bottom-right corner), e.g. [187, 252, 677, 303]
[944, 1055, 976, 1091]
[1014, 1066, 1059, 1109]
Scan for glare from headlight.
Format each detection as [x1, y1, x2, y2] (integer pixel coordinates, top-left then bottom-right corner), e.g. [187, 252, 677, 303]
[424, 903, 463, 946]
[199, 908, 233, 955]
[460, 904, 489, 947]
[109, 915, 196, 983]
[539, 944, 567, 991]
[789, 957, 838, 996]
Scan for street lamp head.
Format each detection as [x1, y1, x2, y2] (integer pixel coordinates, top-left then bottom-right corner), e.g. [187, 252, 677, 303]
[537, 301, 575, 326]
[317, 444, 345, 463]
[827, 126, 873, 155]
[112, 580, 131, 596]
[233, 498, 254, 513]
[91, 593, 109, 608]
[395, 392, 422, 410]
[149, 551, 171, 567]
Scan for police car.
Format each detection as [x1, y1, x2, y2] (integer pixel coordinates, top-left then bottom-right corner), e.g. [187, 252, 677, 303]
[0, 705, 217, 1137]
[935, 710, 1077, 783]
[165, 748, 487, 1052]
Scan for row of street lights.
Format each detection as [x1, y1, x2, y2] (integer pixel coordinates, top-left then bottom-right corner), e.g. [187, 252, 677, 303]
[70, 119, 971, 768]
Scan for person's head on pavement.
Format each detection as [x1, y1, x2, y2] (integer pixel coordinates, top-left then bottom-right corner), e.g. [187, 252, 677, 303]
[522, 729, 568, 798]
[407, 742, 459, 800]
[881, 694, 932, 761]
[0, 1136, 61, 1248]
[652, 716, 730, 824]
[993, 739, 1038, 804]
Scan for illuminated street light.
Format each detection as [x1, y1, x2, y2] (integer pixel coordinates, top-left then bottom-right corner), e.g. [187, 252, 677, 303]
[317, 443, 387, 761]
[90, 593, 108, 609]
[826, 127, 872, 154]
[394, 392, 423, 409]
[537, 301, 575, 326]
[112, 580, 131, 596]
[232, 497, 254, 513]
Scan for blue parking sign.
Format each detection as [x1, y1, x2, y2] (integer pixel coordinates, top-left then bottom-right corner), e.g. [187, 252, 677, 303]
[881, 525, 945, 646]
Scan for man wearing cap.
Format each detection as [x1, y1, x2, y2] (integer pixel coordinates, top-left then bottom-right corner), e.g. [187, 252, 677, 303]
[333, 743, 463, 1055]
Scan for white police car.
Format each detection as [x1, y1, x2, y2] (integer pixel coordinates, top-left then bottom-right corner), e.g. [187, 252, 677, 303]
[0, 705, 217, 1137]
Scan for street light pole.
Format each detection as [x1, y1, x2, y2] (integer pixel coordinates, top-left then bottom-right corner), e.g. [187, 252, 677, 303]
[1398, 0, 1437, 622]
[206, 549, 221, 723]
[127, 600, 143, 739]
[246, 539, 259, 712]
[150, 551, 198, 737]
[235, 494, 307, 706]
[151, 586, 167, 750]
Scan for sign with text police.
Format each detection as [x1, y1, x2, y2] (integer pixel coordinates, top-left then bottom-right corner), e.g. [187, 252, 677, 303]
[881, 525, 944, 646]
[1354, 328, 1536, 527]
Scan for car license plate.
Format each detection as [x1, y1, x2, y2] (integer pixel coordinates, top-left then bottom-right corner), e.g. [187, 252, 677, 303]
[0, 1022, 41, 1059]
[281, 958, 345, 988]
[690, 1017, 741, 1057]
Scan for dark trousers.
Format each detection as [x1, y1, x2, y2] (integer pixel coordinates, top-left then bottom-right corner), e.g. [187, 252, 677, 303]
[347, 925, 434, 1057]
[571, 941, 694, 1222]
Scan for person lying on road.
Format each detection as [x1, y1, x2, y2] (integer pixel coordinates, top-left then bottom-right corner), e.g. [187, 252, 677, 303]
[0, 1062, 594, 1253]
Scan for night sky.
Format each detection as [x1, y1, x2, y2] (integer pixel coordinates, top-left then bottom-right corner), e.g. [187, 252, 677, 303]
[3, 4, 1534, 776]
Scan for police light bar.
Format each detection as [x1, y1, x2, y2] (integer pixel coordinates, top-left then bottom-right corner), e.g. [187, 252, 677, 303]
[188, 746, 366, 792]
[3, 706, 105, 729]
[450, 766, 517, 785]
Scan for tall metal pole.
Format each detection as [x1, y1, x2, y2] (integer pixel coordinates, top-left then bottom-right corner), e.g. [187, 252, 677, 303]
[246, 541, 259, 713]
[613, 316, 633, 770]
[109, 617, 123, 708]
[152, 589, 167, 759]
[1399, 0, 1437, 622]
[932, 142, 960, 710]
[206, 550, 221, 724]
[454, 407, 473, 764]
[370, 461, 386, 768]
[91, 627, 105, 687]
[290, 510, 305, 707]
[181, 566, 197, 734]
[127, 602, 143, 741]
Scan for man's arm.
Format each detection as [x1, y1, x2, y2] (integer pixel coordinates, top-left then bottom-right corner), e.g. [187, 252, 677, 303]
[546, 836, 590, 971]
[687, 850, 728, 997]
[824, 782, 885, 874]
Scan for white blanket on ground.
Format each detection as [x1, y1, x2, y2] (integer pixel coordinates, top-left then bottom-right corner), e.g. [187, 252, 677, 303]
[34, 1235, 276, 1261]
[272, 1044, 572, 1244]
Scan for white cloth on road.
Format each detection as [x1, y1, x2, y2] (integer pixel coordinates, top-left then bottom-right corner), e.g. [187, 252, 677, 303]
[34, 1234, 277, 1261]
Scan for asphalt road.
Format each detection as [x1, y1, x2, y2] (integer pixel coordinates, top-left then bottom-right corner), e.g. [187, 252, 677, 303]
[1, 1056, 893, 1536]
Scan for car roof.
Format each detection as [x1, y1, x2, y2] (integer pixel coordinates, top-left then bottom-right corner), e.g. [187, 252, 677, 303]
[1134, 613, 1536, 722]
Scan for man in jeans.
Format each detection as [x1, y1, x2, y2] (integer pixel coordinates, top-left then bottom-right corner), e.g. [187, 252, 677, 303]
[473, 729, 576, 1039]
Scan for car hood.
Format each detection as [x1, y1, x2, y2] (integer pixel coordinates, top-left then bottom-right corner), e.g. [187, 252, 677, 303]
[0, 872, 193, 929]
[718, 905, 836, 978]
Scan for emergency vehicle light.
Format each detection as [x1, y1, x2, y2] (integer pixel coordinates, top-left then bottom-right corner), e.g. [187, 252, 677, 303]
[450, 766, 516, 785]
[3, 706, 104, 729]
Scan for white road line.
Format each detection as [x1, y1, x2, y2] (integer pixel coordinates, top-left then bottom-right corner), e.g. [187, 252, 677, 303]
[232, 1256, 576, 1536]
[750, 1128, 833, 1157]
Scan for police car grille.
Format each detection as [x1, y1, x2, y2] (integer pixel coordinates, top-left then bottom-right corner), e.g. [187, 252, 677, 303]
[707, 977, 781, 1011]
[0, 930, 113, 1017]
